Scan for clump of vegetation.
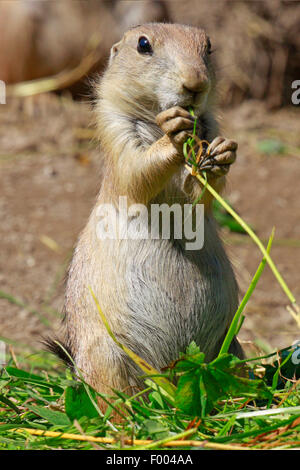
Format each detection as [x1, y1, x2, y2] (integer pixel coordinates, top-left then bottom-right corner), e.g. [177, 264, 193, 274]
[0, 340, 299, 450]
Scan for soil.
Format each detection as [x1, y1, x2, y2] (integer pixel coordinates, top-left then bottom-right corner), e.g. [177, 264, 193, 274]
[0, 95, 299, 357]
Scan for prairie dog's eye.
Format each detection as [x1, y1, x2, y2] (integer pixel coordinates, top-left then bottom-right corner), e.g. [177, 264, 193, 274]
[137, 36, 153, 54]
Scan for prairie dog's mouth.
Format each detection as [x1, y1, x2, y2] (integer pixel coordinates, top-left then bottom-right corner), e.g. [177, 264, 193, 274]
[177, 93, 209, 115]
[158, 99, 206, 115]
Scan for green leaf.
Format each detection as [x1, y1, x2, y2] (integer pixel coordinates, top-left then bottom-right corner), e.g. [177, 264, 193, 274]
[27, 404, 71, 426]
[186, 341, 201, 356]
[5, 367, 64, 393]
[65, 383, 98, 421]
[174, 348, 272, 417]
[0, 393, 20, 414]
[174, 352, 205, 372]
[142, 419, 169, 439]
[175, 371, 201, 416]
[148, 391, 165, 409]
[257, 139, 286, 155]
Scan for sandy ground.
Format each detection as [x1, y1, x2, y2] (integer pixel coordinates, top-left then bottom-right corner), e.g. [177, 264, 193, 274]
[0, 95, 299, 356]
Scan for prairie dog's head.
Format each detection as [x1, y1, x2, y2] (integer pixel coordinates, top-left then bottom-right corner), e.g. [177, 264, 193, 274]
[97, 23, 215, 120]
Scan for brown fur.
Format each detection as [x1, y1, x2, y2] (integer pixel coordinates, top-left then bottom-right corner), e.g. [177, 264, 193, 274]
[51, 23, 242, 413]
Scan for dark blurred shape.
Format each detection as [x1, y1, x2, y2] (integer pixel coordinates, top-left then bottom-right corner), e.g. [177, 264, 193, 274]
[0, 0, 168, 88]
[0, 0, 299, 108]
[168, 0, 300, 108]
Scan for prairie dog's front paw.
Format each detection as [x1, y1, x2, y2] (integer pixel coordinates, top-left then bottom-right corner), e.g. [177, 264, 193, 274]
[156, 106, 196, 156]
[201, 137, 238, 177]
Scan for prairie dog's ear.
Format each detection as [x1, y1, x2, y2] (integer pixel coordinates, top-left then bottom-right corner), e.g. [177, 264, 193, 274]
[109, 40, 122, 65]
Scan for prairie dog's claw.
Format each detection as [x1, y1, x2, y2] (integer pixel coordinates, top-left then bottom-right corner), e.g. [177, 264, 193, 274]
[156, 106, 196, 155]
[202, 136, 237, 177]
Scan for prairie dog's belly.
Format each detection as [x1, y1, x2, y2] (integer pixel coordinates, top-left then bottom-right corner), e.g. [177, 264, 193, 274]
[118, 233, 238, 369]
[65, 210, 238, 378]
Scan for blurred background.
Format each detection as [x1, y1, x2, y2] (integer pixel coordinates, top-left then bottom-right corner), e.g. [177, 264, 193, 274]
[0, 0, 299, 357]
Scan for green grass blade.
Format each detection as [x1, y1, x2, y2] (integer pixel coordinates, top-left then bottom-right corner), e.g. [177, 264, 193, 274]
[187, 168, 299, 324]
[218, 229, 275, 356]
[89, 287, 176, 402]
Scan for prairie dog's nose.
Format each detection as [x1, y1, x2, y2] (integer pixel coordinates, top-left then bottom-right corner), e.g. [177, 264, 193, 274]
[182, 70, 209, 94]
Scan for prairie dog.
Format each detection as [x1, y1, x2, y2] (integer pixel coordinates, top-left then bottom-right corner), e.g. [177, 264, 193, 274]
[50, 23, 243, 405]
